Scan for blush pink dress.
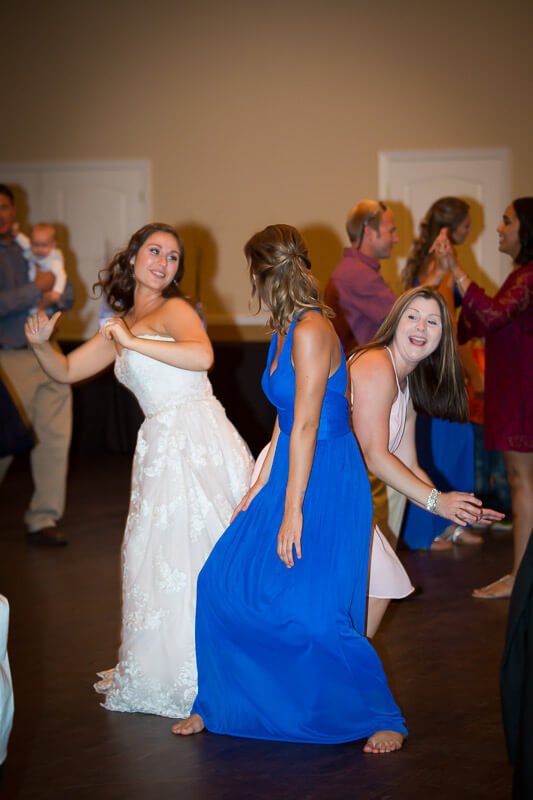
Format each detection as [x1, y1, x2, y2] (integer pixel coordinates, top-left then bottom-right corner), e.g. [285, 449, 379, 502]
[251, 346, 413, 601]
[365, 347, 413, 599]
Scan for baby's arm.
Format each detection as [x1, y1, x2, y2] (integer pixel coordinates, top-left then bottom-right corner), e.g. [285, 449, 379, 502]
[46, 249, 67, 295]
[14, 231, 31, 256]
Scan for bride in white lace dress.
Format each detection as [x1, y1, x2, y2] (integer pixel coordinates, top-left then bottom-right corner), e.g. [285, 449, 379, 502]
[25, 223, 254, 718]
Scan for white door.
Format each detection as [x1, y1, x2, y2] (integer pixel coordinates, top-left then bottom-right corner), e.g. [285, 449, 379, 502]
[378, 149, 510, 295]
[0, 160, 150, 339]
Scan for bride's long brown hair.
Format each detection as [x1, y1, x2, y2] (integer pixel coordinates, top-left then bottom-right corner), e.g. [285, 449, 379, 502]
[93, 223, 184, 313]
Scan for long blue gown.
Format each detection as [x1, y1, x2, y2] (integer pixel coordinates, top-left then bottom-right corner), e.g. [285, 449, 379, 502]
[191, 314, 407, 743]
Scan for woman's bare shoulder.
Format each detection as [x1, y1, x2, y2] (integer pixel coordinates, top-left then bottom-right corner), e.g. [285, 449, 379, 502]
[350, 348, 396, 392]
[349, 347, 392, 373]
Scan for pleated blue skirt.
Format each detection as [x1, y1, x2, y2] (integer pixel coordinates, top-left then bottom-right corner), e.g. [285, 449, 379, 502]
[192, 430, 407, 743]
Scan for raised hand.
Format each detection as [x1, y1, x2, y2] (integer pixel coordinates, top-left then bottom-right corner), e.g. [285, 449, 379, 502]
[25, 310, 61, 345]
[430, 228, 456, 270]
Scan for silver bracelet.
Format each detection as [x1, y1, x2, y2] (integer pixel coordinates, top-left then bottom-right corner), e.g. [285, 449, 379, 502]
[456, 275, 467, 285]
[426, 488, 441, 514]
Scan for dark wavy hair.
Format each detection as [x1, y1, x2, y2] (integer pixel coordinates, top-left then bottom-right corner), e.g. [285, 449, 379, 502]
[349, 286, 469, 423]
[513, 197, 533, 266]
[0, 184, 15, 204]
[93, 223, 184, 313]
[245, 224, 333, 333]
[402, 197, 470, 288]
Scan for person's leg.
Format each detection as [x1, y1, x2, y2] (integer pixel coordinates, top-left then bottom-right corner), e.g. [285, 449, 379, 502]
[473, 450, 533, 599]
[0, 351, 38, 518]
[0, 455, 13, 485]
[504, 451, 533, 575]
[472, 422, 491, 499]
[25, 363, 72, 533]
[366, 597, 390, 638]
[491, 449, 512, 514]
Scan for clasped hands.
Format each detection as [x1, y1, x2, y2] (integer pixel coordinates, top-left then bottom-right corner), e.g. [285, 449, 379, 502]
[100, 316, 135, 348]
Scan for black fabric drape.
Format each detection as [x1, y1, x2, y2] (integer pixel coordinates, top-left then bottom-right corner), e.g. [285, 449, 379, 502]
[501, 530, 533, 799]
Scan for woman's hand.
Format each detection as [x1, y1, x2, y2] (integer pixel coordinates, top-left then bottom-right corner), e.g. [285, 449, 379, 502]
[230, 482, 263, 523]
[277, 507, 303, 568]
[100, 316, 135, 349]
[478, 507, 506, 524]
[25, 310, 61, 345]
[436, 491, 483, 525]
[430, 228, 456, 271]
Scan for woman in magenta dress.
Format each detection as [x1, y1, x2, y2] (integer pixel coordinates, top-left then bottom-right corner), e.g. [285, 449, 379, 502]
[442, 197, 533, 598]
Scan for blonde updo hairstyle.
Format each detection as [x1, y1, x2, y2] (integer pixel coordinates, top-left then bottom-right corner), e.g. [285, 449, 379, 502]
[245, 224, 333, 333]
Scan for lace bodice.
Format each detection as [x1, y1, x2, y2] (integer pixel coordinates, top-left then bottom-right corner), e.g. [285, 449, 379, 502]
[114, 335, 213, 417]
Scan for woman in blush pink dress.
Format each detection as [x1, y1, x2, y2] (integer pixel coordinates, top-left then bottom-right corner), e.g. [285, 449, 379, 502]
[349, 287, 504, 634]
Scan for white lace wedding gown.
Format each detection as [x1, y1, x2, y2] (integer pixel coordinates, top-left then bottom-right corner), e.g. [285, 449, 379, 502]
[95, 336, 254, 717]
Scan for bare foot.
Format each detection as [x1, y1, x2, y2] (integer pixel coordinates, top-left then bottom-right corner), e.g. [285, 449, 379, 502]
[171, 714, 205, 735]
[363, 730, 405, 754]
[447, 526, 483, 546]
[430, 537, 453, 551]
[472, 574, 514, 599]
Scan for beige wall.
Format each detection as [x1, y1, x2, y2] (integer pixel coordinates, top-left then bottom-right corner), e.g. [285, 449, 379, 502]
[4, 0, 532, 338]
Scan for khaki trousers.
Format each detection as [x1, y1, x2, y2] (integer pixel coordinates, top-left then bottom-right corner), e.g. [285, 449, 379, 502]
[368, 473, 407, 549]
[0, 349, 71, 532]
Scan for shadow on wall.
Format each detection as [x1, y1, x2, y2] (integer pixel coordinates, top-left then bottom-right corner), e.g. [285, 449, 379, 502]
[300, 224, 344, 293]
[176, 221, 244, 336]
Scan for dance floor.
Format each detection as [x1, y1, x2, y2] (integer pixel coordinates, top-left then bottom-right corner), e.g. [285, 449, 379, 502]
[1, 454, 513, 799]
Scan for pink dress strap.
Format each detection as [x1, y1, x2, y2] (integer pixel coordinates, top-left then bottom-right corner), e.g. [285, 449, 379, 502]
[384, 346, 409, 454]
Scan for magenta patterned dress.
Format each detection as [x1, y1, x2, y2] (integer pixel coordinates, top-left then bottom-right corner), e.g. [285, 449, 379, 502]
[458, 263, 533, 452]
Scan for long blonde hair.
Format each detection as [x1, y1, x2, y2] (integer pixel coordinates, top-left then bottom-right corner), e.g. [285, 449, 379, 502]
[245, 224, 332, 333]
[350, 287, 469, 422]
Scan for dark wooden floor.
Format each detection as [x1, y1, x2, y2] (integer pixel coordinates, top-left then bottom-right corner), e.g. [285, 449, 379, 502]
[0, 454, 514, 800]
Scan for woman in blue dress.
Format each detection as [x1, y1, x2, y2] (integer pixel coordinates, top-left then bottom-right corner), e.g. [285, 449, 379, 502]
[172, 224, 406, 753]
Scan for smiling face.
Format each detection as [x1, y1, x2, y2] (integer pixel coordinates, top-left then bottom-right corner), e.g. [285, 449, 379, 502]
[393, 296, 443, 366]
[131, 232, 181, 291]
[497, 204, 521, 261]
